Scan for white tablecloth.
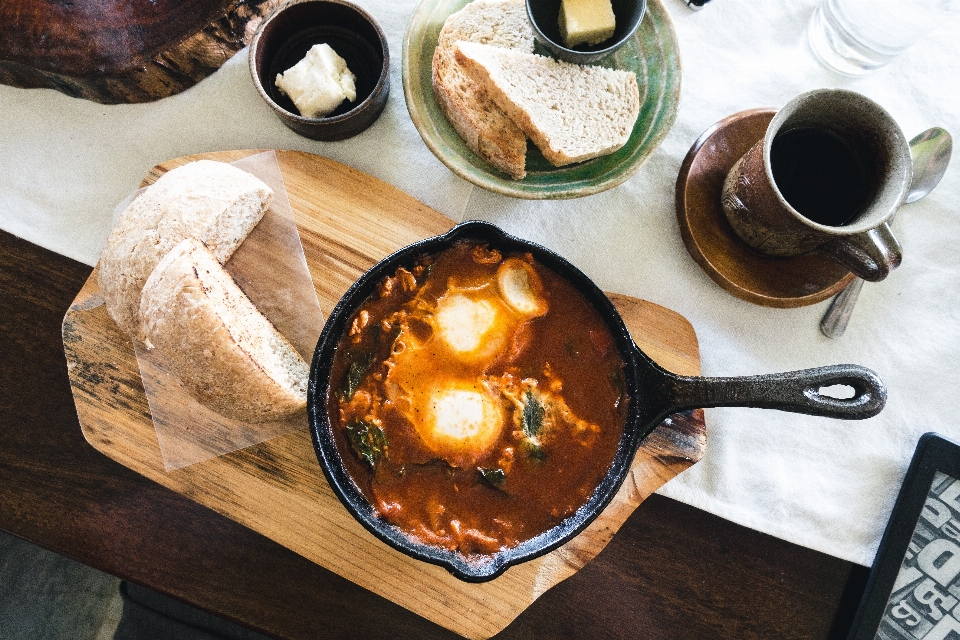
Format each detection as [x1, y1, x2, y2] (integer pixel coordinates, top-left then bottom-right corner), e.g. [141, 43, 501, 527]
[2, 0, 959, 568]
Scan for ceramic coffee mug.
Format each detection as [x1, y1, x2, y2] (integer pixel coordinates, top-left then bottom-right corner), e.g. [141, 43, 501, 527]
[721, 89, 910, 282]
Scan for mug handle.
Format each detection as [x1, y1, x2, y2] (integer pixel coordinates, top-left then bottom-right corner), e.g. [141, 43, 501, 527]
[820, 221, 903, 282]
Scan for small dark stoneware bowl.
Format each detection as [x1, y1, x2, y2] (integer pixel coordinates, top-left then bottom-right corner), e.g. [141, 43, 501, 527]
[249, 0, 389, 141]
[526, 0, 646, 64]
[308, 220, 887, 582]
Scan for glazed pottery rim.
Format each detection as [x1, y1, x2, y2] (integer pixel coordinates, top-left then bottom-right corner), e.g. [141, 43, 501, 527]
[401, 0, 682, 200]
[675, 108, 856, 308]
[249, 0, 390, 126]
[761, 88, 911, 235]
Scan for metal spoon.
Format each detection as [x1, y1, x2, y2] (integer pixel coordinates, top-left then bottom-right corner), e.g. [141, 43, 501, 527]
[820, 127, 953, 338]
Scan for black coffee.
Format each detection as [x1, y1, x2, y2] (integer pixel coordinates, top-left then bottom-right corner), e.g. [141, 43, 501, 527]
[770, 127, 867, 227]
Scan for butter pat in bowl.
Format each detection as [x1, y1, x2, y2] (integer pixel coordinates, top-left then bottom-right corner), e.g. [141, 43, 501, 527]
[275, 43, 357, 119]
[527, 0, 646, 64]
[560, 0, 616, 47]
[249, 0, 389, 141]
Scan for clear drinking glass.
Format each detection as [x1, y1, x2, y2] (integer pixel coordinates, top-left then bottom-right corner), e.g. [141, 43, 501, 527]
[808, 0, 960, 76]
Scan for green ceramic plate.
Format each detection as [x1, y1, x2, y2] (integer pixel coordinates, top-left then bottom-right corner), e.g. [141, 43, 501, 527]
[402, 0, 682, 199]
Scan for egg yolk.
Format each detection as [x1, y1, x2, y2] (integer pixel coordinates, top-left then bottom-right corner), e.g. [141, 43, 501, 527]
[417, 383, 505, 464]
[434, 294, 500, 356]
[383, 258, 549, 466]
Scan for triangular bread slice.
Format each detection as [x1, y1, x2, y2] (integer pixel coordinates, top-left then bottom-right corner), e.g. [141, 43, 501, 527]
[432, 0, 534, 179]
[454, 41, 641, 166]
[99, 160, 273, 340]
[139, 238, 309, 423]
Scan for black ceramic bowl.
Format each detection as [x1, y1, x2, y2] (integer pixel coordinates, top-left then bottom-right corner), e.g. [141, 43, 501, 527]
[307, 221, 886, 582]
[526, 0, 646, 64]
[249, 0, 389, 141]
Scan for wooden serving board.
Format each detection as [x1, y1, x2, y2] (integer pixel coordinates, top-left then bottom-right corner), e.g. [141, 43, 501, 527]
[62, 150, 706, 639]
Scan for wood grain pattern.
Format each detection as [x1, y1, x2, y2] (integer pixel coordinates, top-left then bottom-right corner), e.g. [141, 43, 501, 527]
[0, 0, 284, 104]
[3, 226, 866, 639]
[62, 150, 705, 639]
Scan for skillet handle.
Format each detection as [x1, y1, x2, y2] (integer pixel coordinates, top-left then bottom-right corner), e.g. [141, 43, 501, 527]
[657, 364, 886, 420]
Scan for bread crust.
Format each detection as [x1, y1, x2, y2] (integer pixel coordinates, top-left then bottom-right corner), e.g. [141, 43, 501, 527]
[432, 0, 534, 180]
[139, 238, 309, 423]
[98, 160, 273, 340]
[454, 42, 640, 167]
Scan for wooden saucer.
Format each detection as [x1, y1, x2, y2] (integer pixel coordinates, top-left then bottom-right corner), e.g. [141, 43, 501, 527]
[675, 109, 855, 308]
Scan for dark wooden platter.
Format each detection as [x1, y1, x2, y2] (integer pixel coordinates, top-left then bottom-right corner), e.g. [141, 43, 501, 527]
[0, 0, 284, 103]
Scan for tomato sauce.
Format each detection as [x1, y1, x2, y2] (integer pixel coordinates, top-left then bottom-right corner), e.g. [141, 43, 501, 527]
[327, 241, 628, 556]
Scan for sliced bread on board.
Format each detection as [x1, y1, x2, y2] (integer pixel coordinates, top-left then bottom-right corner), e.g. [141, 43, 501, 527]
[139, 238, 309, 423]
[98, 160, 273, 340]
[432, 0, 534, 179]
[454, 41, 640, 166]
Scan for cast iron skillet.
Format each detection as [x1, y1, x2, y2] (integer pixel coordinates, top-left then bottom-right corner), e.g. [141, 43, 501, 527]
[307, 220, 885, 582]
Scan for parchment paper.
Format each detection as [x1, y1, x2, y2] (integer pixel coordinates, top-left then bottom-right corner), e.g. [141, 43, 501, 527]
[131, 151, 324, 471]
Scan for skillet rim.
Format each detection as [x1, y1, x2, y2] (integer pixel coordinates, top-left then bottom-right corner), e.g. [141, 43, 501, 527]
[307, 219, 651, 581]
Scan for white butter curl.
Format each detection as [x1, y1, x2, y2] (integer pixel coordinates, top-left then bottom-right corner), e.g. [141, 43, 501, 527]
[275, 43, 357, 118]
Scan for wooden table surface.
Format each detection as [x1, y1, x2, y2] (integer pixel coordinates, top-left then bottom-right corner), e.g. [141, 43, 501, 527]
[0, 227, 869, 639]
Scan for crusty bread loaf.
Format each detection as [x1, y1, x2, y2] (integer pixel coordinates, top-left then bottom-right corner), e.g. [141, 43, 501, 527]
[432, 0, 534, 179]
[98, 160, 273, 340]
[139, 238, 309, 423]
[454, 41, 640, 167]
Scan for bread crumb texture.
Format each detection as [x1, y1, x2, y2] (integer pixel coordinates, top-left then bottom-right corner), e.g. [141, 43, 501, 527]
[432, 0, 534, 179]
[454, 41, 640, 166]
[139, 238, 309, 423]
[98, 160, 273, 339]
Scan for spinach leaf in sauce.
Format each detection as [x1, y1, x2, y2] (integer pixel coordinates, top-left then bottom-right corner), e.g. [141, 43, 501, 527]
[521, 390, 544, 438]
[476, 467, 506, 490]
[341, 351, 374, 400]
[346, 419, 388, 471]
[521, 390, 547, 462]
[522, 441, 547, 462]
